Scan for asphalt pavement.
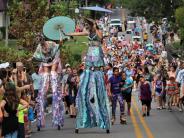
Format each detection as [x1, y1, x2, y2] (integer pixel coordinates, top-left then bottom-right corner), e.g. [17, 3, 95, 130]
[31, 9, 184, 138]
[31, 90, 184, 138]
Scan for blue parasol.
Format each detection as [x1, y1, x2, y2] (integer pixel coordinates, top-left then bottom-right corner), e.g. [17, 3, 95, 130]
[80, 6, 113, 13]
[43, 16, 75, 40]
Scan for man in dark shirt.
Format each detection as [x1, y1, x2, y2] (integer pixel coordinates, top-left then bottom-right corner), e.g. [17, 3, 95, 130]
[108, 67, 124, 125]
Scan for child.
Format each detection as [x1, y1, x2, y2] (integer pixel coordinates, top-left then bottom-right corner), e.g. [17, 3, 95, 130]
[109, 67, 124, 125]
[121, 72, 134, 116]
[166, 77, 178, 111]
[18, 92, 29, 138]
[139, 76, 152, 117]
[154, 75, 164, 109]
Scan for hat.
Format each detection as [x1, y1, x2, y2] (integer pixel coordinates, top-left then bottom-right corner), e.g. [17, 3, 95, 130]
[65, 63, 70, 68]
[0, 62, 10, 69]
[16, 62, 23, 67]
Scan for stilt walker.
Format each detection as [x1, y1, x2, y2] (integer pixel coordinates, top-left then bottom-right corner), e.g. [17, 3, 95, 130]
[28, 16, 75, 131]
[64, 17, 111, 133]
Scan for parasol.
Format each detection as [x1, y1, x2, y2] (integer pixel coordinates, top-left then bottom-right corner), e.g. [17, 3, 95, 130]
[80, 6, 113, 13]
[43, 16, 75, 40]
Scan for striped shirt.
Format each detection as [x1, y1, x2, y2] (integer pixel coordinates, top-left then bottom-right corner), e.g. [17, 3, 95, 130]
[166, 82, 178, 95]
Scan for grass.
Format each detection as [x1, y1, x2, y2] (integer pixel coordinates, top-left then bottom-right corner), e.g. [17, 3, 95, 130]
[0, 39, 17, 48]
[64, 36, 88, 55]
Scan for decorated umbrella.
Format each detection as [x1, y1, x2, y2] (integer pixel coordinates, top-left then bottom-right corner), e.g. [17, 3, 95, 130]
[80, 6, 113, 13]
[43, 16, 75, 40]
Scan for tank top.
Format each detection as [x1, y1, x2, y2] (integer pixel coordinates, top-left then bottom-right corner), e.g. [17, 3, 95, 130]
[2, 99, 18, 136]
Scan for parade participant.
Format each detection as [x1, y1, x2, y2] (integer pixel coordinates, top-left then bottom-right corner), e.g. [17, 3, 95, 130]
[65, 18, 111, 133]
[176, 62, 184, 112]
[28, 35, 64, 131]
[154, 75, 164, 109]
[31, 66, 41, 102]
[121, 72, 134, 116]
[62, 66, 72, 115]
[109, 67, 124, 125]
[139, 76, 152, 117]
[66, 68, 79, 118]
[166, 77, 178, 112]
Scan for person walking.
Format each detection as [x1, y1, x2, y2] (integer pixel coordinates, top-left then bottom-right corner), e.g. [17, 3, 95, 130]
[66, 18, 111, 133]
[139, 76, 152, 117]
[109, 67, 124, 125]
[28, 35, 64, 131]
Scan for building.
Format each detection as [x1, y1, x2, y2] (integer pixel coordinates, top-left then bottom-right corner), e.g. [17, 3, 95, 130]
[0, 0, 8, 12]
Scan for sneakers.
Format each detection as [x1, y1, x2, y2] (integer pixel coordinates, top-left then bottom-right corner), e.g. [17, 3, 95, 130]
[179, 108, 183, 112]
[147, 111, 150, 116]
[111, 116, 115, 125]
[120, 114, 127, 124]
[157, 107, 162, 110]
[142, 113, 146, 117]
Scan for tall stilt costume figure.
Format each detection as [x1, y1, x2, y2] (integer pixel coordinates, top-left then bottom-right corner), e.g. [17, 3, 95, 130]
[30, 16, 75, 131]
[66, 18, 111, 133]
[31, 40, 64, 130]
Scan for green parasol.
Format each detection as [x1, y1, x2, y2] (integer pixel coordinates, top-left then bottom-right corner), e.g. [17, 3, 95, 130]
[43, 16, 75, 40]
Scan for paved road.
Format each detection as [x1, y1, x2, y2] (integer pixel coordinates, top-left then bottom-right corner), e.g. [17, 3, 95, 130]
[31, 91, 184, 138]
[31, 9, 184, 138]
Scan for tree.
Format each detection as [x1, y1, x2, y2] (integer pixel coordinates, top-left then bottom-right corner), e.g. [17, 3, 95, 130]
[175, 6, 184, 45]
[121, 0, 184, 22]
[8, 0, 67, 50]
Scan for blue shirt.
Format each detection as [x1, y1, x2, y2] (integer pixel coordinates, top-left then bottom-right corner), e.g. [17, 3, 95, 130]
[123, 78, 134, 93]
[125, 69, 133, 78]
[31, 73, 41, 90]
[109, 76, 122, 94]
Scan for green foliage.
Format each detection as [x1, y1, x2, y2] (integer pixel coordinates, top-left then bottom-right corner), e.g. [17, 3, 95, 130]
[61, 36, 88, 67]
[121, 0, 184, 22]
[8, 0, 50, 50]
[175, 6, 184, 42]
[50, 2, 68, 17]
[175, 7, 184, 27]
[0, 43, 32, 63]
[8, 0, 69, 50]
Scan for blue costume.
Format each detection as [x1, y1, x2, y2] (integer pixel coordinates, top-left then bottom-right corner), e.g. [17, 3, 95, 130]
[75, 32, 111, 132]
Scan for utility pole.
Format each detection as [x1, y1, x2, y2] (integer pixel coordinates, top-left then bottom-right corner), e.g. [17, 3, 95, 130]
[5, 1, 8, 47]
[85, 0, 88, 7]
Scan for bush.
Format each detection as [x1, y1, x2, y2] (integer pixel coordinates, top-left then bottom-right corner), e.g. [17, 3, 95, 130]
[0, 45, 32, 63]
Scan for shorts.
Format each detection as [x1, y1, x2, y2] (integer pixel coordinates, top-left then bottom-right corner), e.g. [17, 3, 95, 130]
[141, 100, 152, 107]
[68, 95, 76, 106]
[122, 93, 132, 103]
[34, 90, 38, 100]
[64, 95, 70, 107]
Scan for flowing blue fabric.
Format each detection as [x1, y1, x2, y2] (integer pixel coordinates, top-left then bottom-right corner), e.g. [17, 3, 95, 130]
[75, 36, 111, 129]
[76, 70, 110, 129]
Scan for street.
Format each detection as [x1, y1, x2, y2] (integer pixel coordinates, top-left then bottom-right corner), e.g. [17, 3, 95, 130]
[31, 91, 184, 138]
[30, 9, 184, 138]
